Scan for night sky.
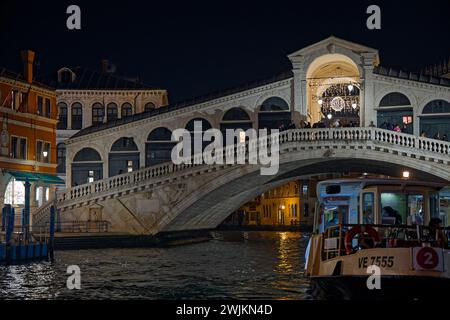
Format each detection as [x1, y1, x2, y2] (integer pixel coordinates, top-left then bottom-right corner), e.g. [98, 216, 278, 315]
[1, 0, 449, 103]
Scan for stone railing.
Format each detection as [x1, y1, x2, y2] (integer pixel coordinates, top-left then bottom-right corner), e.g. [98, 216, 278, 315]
[32, 199, 56, 228]
[56, 127, 450, 209]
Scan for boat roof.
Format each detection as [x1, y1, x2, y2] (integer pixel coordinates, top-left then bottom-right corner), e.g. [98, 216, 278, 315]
[317, 178, 447, 191]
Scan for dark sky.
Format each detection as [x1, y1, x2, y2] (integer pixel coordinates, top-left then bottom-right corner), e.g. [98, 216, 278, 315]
[1, 0, 449, 103]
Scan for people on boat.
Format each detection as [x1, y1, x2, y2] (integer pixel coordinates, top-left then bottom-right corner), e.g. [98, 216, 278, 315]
[428, 218, 448, 248]
[382, 206, 402, 224]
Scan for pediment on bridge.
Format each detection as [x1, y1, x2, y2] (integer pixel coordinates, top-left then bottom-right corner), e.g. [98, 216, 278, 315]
[288, 36, 380, 67]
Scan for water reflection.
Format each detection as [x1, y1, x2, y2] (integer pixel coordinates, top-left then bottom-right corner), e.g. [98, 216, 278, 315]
[0, 231, 312, 300]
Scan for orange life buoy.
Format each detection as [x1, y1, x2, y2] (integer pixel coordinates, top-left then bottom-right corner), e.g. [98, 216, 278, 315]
[345, 225, 381, 254]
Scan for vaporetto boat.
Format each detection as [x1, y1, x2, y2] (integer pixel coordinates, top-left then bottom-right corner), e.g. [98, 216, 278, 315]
[304, 178, 450, 300]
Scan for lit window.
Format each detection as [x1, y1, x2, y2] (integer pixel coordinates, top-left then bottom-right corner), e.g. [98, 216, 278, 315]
[4, 178, 25, 205]
[239, 131, 246, 143]
[402, 116, 413, 125]
[88, 170, 94, 183]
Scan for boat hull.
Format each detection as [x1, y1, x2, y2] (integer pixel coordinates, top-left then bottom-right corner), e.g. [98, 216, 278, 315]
[310, 275, 450, 300]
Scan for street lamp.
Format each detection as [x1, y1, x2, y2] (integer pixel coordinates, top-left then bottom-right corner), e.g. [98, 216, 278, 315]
[402, 170, 410, 179]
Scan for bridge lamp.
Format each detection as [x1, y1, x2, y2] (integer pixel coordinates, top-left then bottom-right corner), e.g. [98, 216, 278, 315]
[347, 84, 354, 92]
[351, 103, 357, 109]
[402, 170, 410, 179]
[327, 114, 333, 120]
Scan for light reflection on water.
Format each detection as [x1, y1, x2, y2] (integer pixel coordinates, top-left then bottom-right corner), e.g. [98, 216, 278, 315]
[0, 231, 312, 300]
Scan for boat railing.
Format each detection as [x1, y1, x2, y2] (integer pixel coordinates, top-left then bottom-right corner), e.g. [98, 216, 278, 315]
[322, 224, 449, 260]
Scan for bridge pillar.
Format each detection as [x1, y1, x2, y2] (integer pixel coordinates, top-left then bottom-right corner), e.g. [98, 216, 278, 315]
[291, 57, 308, 118]
[362, 53, 377, 126]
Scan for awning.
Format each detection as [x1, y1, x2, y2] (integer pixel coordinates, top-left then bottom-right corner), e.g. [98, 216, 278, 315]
[8, 171, 65, 185]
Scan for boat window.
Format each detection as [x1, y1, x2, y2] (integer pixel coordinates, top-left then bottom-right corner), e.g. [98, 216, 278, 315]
[429, 192, 440, 221]
[407, 194, 424, 226]
[324, 205, 348, 230]
[381, 193, 424, 225]
[362, 192, 375, 224]
[326, 185, 341, 194]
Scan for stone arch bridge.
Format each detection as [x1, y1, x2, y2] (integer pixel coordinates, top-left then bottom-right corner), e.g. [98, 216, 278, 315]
[33, 127, 450, 235]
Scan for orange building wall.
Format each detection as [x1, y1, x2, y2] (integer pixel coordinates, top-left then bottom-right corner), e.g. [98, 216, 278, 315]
[0, 78, 57, 174]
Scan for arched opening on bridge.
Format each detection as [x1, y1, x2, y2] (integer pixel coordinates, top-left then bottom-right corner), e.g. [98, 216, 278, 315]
[420, 99, 450, 140]
[146, 127, 175, 166]
[306, 54, 361, 127]
[377, 92, 413, 134]
[185, 118, 212, 153]
[109, 137, 140, 176]
[221, 107, 253, 145]
[221, 107, 252, 131]
[71, 148, 103, 186]
[258, 97, 291, 131]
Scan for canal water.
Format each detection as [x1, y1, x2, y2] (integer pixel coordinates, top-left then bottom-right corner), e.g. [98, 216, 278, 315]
[0, 232, 312, 300]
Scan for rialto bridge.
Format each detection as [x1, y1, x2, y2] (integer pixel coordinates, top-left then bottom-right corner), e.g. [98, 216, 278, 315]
[33, 36, 450, 234]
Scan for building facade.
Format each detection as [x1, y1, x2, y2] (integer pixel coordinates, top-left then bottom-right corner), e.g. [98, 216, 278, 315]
[0, 50, 62, 218]
[40, 61, 168, 180]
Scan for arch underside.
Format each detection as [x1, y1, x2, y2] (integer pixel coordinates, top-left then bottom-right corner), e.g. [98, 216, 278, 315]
[162, 152, 450, 233]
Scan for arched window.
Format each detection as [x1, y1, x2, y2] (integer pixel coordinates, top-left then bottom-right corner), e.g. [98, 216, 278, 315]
[377, 92, 413, 134]
[258, 97, 291, 131]
[57, 143, 66, 174]
[72, 147, 103, 186]
[109, 137, 139, 176]
[144, 102, 156, 112]
[379, 92, 411, 107]
[146, 127, 175, 166]
[92, 103, 105, 125]
[107, 103, 118, 121]
[121, 103, 133, 117]
[57, 102, 68, 129]
[420, 100, 450, 140]
[220, 108, 253, 145]
[71, 102, 83, 129]
[422, 100, 450, 114]
[222, 107, 251, 121]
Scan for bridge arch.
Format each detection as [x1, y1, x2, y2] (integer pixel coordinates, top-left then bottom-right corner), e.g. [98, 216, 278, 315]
[146, 127, 175, 166]
[376, 92, 414, 134]
[163, 148, 450, 232]
[220, 107, 253, 133]
[257, 96, 291, 130]
[108, 137, 140, 177]
[305, 53, 361, 126]
[71, 147, 103, 186]
[419, 99, 450, 139]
